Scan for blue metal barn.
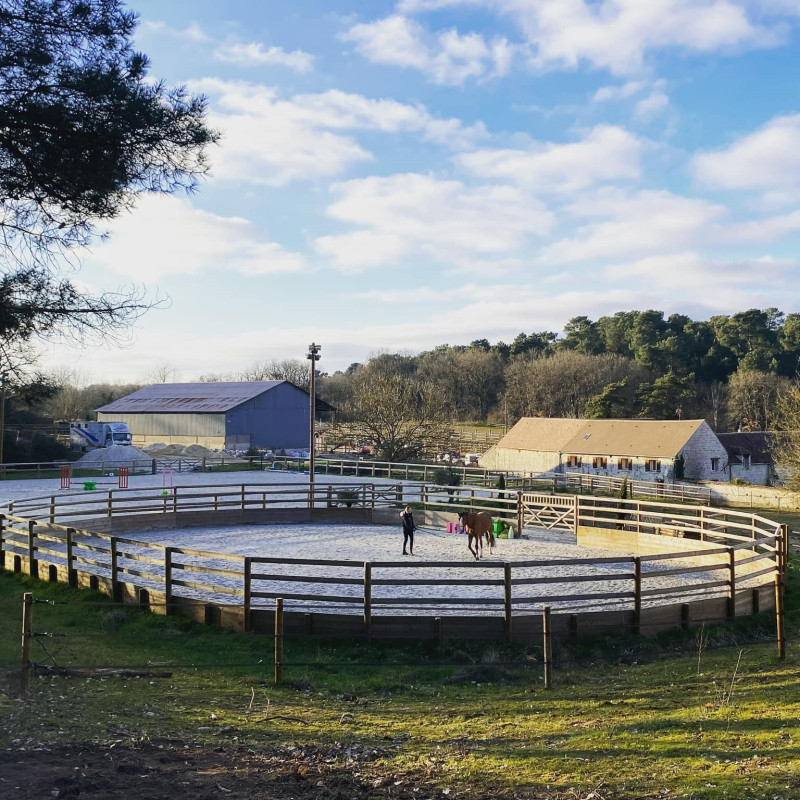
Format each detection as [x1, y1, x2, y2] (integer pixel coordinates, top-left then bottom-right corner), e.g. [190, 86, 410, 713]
[96, 381, 310, 451]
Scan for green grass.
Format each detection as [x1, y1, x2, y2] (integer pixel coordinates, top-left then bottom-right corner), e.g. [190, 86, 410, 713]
[1, 561, 799, 799]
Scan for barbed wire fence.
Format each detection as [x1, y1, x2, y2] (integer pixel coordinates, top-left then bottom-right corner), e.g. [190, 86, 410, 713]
[4, 592, 796, 694]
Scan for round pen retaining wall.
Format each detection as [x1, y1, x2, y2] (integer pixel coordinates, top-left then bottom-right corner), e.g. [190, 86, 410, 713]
[0, 482, 787, 642]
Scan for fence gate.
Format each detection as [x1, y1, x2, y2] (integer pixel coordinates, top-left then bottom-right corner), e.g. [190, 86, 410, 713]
[521, 493, 577, 531]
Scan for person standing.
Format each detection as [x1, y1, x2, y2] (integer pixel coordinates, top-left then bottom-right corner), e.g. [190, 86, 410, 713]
[400, 505, 416, 555]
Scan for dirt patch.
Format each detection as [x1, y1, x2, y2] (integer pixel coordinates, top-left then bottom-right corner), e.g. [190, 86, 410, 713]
[0, 740, 445, 800]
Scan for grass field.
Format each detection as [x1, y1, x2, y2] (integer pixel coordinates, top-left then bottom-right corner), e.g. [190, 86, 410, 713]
[1, 556, 798, 800]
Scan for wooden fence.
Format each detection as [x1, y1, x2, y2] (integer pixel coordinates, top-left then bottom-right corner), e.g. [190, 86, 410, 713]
[273, 457, 712, 503]
[0, 482, 786, 642]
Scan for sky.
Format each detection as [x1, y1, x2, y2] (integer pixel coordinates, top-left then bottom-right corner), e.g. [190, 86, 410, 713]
[42, 0, 800, 383]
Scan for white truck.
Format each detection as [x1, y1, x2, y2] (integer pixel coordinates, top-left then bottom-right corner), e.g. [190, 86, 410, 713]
[70, 421, 133, 452]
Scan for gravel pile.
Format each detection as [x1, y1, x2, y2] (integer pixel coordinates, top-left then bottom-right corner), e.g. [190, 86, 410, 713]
[73, 444, 154, 473]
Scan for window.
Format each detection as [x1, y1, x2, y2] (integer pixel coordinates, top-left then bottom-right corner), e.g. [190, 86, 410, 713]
[566, 455, 582, 468]
[592, 456, 608, 469]
[645, 459, 661, 472]
[617, 457, 632, 470]
[710, 457, 719, 472]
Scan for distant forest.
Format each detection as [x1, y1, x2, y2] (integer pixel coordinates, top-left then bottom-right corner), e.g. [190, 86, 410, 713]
[317, 307, 798, 432]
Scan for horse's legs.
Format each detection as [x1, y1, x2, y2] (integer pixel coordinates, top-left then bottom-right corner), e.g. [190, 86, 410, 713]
[468, 532, 479, 560]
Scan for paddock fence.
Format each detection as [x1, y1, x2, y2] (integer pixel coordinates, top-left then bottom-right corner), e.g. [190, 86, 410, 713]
[0, 482, 787, 645]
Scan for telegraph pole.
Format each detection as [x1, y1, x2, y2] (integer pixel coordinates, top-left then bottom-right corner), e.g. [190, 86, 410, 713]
[307, 343, 321, 506]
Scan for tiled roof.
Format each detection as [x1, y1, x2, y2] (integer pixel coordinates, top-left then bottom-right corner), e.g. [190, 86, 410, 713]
[496, 417, 709, 458]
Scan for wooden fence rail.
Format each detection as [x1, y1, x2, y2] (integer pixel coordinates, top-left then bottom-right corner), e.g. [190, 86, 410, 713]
[0, 483, 784, 649]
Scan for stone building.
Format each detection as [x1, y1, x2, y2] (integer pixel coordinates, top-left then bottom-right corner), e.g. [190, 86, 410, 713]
[479, 417, 732, 483]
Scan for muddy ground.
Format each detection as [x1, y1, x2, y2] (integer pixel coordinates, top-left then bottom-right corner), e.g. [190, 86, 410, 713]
[0, 739, 461, 800]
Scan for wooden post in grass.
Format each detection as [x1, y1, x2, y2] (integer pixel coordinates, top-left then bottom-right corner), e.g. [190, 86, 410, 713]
[110, 538, 120, 602]
[274, 598, 284, 684]
[775, 572, 785, 660]
[633, 557, 642, 635]
[0, 515, 5, 571]
[164, 546, 173, 615]
[727, 547, 736, 619]
[364, 562, 372, 642]
[66, 528, 75, 586]
[542, 605, 552, 689]
[21, 592, 32, 691]
[27, 520, 36, 579]
[243, 557, 252, 632]
[503, 563, 512, 642]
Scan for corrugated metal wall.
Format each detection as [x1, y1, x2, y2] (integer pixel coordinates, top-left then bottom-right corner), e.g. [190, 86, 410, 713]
[97, 412, 225, 437]
[227, 382, 309, 449]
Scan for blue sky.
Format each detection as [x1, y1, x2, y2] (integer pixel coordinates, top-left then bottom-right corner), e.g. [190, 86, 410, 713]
[45, 0, 800, 382]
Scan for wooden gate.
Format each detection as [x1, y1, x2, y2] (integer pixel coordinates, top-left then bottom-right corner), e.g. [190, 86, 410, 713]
[521, 493, 577, 531]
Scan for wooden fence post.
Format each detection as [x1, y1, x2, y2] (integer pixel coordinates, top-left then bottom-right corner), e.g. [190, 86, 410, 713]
[66, 528, 75, 587]
[504, 563, 512, 641]
[27, 520, 37, 579]
[727, 547, 736, 619]
[243, 557, 252, 632]
[110, 538, 120, 602]
[364, 562, 372, 642]
[274, 598, 284, 685]
[633, 557, 642, 635]
[516, 492, 523, 537]
[542, 606, 552, 689]
[49, 495, 55, 525]
[21, 592, 32, 691]
[107, 490, 113, 518]
[775, 572, 785, 660]
[0, 515, 5, 572]
[164, 546, 173, 615]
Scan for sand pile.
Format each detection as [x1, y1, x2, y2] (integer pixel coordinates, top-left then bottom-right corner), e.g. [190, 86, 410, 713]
[74, 444, 154, 474]
[142, 443, 218, 458]
[183, 444, 216, 457]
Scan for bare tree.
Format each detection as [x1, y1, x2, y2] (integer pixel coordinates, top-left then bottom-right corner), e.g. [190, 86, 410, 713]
[345, 370, 452, 461]
[726, 369, 789, 431]
[144, 361, 179, 384]
[239, 358, 310, 389]
[505, 351, 645, 420]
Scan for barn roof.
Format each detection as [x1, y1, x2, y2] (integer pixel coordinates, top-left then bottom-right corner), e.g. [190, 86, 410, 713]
[496, 418, 709, 459]
[96, 381, 294, 414]
[716, 431, 776, 465]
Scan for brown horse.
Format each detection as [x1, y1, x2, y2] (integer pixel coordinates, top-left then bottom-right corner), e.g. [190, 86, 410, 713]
[458, 511, 494, 560]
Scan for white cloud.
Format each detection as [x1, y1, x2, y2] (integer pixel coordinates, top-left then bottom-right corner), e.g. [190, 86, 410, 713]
[730, 209, 800, 242]
[635, 91, 670, 120]
[384, 1, 786, 77]
[604, 251, 794, 291]
[511, 0, 771, 75]
[692, 114, 800, 192]
[341, 15, 513, 85]
[541, 189, 728, 263]
[315, 173, 554, 271]
[140, 20, 211, 43]
[213, 40, 314, 72]
[192, 80, 487, 185]
[592, 80, 648, 102]
[456, 125, 642, 191]
[86, 195, 306, 282]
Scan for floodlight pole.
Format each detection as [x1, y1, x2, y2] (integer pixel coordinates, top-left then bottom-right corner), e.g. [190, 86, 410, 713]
[307, 343, 321, 507]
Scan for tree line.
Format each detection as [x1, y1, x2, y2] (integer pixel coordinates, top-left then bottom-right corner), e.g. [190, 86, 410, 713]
[319, 308, 799, 433]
